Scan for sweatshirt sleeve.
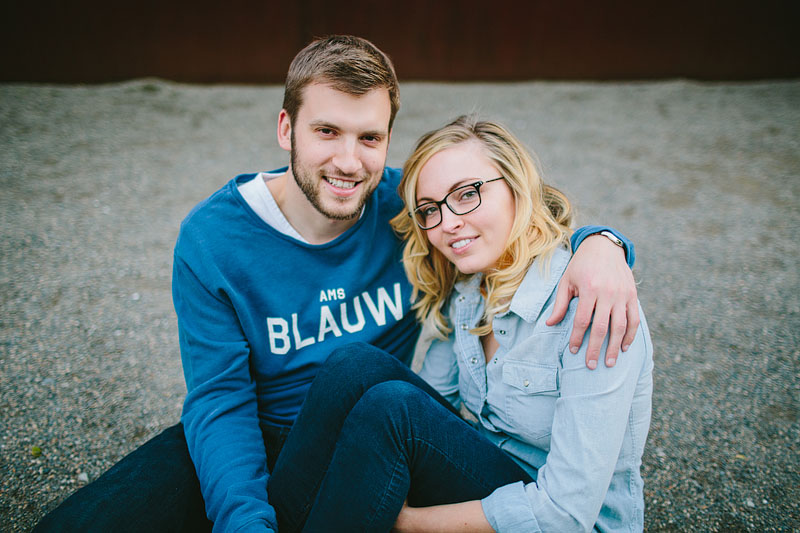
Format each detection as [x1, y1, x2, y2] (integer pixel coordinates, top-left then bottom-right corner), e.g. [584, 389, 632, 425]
[570, 225, 635, 268]
[173, 252, 276, 533]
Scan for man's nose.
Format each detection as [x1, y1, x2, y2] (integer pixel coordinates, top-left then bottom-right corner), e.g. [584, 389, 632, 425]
[332, 140, 363, 175]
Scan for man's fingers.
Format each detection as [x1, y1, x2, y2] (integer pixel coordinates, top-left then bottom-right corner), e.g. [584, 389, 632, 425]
[583, 301, 610, 369]
[546, 281, 573, 327]
[569, 295, 596, 358]
[621, 298, 641, 351]
[603, 305, 628, 367]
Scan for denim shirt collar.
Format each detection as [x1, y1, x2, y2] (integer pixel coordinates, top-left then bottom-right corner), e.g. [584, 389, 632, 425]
[452, 246, 571, 323]
[508, 246, 571, 322]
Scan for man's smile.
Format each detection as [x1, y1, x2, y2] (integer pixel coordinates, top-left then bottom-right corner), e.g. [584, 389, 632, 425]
[325, 176, 358, 190]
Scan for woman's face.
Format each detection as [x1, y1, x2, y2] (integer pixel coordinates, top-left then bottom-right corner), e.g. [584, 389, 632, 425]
[416, 141, 516, 275]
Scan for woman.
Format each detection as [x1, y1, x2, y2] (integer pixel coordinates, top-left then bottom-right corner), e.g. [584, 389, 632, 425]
[267, 116, 653, 532]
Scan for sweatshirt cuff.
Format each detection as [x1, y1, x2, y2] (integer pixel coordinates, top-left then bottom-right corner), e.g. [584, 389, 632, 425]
[232, 518, 276, 533]
[481, 481, 541, 533]
[570, 225, 636, 268]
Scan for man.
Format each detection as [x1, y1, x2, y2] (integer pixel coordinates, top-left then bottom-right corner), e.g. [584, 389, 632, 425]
[36, 35, 638, 532]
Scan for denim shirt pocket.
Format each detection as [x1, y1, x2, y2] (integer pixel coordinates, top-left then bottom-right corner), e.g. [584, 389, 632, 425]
[501, 361, 559, 442]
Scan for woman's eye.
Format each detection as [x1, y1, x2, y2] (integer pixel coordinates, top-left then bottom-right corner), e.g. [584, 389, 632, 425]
[419, 205, 438, 217]
[458, 188, 478, 201]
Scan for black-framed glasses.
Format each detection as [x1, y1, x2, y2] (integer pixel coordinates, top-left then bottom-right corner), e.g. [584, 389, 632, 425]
[412, 177, 505, 230]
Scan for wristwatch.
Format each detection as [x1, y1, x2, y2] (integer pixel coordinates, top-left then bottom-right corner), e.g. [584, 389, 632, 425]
[598, 230, 624, 249]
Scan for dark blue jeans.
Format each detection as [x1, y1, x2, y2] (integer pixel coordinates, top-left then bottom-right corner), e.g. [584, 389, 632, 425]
[35, 343, 531, 532]
[269, 342, 532, 532]
[33, 423, 213, 533]
[33, 421, 290, 531]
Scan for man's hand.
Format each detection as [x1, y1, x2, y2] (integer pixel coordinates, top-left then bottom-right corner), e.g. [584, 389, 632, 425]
[546, 234, 639, 369]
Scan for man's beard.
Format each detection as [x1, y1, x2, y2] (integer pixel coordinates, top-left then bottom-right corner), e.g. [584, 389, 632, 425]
[290, 131, 375, 221]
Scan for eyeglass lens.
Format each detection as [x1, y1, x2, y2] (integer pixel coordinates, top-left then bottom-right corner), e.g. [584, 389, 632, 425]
[415, 183, 482, 229]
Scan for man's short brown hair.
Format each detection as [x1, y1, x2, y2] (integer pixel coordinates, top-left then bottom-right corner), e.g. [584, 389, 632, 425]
[282, 35, 400, 131]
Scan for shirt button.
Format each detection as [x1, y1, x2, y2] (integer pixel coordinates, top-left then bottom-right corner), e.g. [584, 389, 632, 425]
[523, 379, 530, 387]
[458, 296, 465, 302]
[460, 324, 468, 330]
[471, 357, 478, 364]
[498, 329, 506, 335]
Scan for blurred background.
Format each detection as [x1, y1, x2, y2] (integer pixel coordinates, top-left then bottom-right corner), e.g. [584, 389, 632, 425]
[1, 1, 798, 532]
[1, 0, 799, 83]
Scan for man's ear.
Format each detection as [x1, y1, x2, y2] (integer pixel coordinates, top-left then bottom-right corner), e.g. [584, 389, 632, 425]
[277, 110, 292, 152]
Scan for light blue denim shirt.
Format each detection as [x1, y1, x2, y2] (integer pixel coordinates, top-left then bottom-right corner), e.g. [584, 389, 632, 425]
[418, 247, 654, 532]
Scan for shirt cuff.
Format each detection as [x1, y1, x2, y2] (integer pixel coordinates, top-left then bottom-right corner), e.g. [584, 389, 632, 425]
[481, 481, 541, 533]
[233, 519, 275, 533]
[570, 225, 636, 268]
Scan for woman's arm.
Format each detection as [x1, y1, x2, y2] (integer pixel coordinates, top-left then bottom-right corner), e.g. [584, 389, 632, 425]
[393, 500, 494, 533]
[482, 304, 653, 532]
[416, 326, 461, 408]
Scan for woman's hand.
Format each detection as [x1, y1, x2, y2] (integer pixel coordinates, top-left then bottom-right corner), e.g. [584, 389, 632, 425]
[392, 500, 494, 533]
[547, 234, 639, 369]
[391, 500, 415, 532]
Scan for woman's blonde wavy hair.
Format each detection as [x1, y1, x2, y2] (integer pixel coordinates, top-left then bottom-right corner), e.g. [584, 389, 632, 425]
[390, 115, 574, 337]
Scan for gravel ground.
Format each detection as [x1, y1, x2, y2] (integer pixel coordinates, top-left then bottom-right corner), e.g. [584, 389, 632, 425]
[1, 80, 798, 531]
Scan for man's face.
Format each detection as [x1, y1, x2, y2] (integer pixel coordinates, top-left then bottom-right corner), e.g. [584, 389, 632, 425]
[284, 83, 392, 221]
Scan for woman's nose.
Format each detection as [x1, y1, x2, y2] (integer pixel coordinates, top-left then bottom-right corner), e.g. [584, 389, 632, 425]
[439, 206, 464, 232]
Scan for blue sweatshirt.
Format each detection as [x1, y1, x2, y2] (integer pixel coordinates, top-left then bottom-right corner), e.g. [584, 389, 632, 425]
[174, 169, 418, 531]
[172, 168, 634, 532]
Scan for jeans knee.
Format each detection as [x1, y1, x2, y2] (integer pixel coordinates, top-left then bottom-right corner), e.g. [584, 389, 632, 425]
[326, 342, 378, 367]
[357, 381, 431, 421]
[322, 342, 403, 381]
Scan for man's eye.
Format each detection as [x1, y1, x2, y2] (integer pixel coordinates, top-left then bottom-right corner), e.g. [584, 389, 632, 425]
[362, 135, 380, 143]
[319, 128, 335, 135]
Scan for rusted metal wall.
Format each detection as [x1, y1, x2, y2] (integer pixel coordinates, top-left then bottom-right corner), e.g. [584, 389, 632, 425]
[1, 0, 798, 83]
